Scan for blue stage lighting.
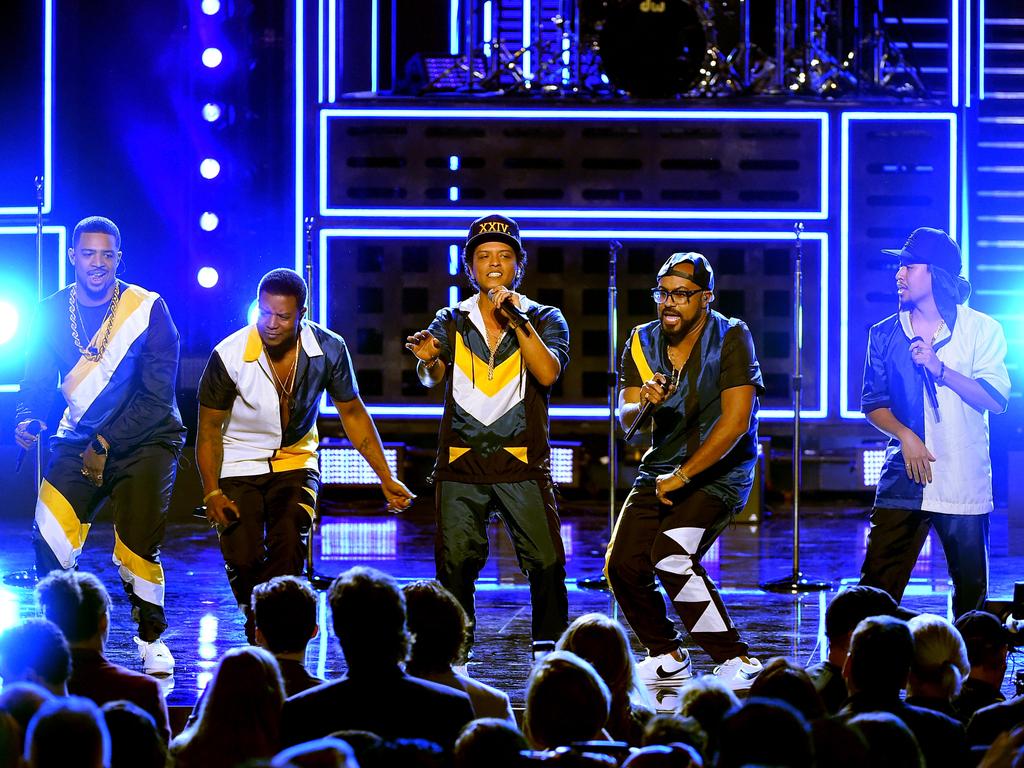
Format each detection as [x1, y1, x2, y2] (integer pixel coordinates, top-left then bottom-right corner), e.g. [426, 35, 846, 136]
[199, 211, 219, 231]
[200, 158, 221, 179]
[201, 102, 222, 122]
[197, 267, 219, 288]
[201, 0, 221, 14]
[247, 299, 259, 325]
[0, 301, 19, 346]
[202, 47, 223, 68]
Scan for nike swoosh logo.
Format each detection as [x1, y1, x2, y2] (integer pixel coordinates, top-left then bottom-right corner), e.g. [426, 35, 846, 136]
[655, 664, 687, 679]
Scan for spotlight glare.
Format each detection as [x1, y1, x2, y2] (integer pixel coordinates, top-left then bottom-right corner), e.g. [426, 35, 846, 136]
[0, 301, 19, 345]
[201, 47, 223, 68]
[247, 299, 259, 325]
[197, 267, 220, 288]
[199, 158, 221, 179]
[199, 211, 220, 231]
[201, 0, 221, 14]
[201, 102, 222, 122]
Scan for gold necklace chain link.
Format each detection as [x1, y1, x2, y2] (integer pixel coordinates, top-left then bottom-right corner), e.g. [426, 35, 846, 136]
[69, 281, 120, 362]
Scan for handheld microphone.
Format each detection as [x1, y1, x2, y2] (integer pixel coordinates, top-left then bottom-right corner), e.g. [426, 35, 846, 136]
[15, 420, 43, 473]
[487, 289, 532, 337]
[623, 373, 676, 441]
[909, 336, 940, 418]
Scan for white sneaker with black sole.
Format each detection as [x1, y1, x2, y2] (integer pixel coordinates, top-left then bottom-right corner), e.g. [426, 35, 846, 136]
[712, 656, 762, 692]
[134, 637, 174, 676]
[637, 648, 693, 685]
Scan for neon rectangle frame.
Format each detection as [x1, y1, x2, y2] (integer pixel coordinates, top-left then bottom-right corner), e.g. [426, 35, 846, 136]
[839, 112, 958, 420]
[0, 0, 53, 215]
[0, 224, 67, 391]
[317, 107, 830, 221]
[317, 227, 829, 421]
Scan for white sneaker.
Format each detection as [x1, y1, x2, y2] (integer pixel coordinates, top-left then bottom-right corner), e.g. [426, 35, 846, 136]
[134, 637, 174, 676]
[637, 648, 693, 685]
[712, 656, 762, 691]
[452, 664, 469, 677]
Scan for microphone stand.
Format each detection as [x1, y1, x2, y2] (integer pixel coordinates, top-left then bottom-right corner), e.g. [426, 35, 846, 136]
[34, 176, 45, 491]
[762, 223, 830, 594]
[578, 240, 621, 591]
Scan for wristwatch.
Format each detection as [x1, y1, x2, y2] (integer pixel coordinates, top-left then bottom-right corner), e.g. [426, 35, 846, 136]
[90, 437, 108, 456]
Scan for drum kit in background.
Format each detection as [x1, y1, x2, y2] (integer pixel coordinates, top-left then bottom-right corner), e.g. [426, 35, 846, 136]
[442, 0, 928, 99]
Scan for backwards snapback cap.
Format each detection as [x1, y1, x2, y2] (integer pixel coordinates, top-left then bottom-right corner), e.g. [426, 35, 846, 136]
[657, 251, 715, 292]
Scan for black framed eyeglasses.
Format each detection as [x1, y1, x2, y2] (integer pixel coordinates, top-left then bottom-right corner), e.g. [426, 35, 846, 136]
[652, 287, 704, 304]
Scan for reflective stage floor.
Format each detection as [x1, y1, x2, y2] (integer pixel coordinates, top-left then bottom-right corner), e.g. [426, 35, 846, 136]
[0, 497, 1021, 712]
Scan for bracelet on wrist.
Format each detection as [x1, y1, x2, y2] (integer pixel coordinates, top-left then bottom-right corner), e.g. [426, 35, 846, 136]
[937, 361, 946, 384]
[423, 356, 440, 370]
[203, 488, 224, 504]
[672, 466, 692, 485]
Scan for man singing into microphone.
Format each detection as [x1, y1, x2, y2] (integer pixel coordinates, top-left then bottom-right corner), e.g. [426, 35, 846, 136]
[606, 252, 765, 691]
[859, 227, 1010, 617]
[405, 214, 570, 661]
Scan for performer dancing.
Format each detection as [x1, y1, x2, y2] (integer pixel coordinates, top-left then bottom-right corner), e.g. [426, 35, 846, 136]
[859, 227, 1010, 617]
[606, 252, 764, 691]
[405, 215, 570, 660]
[15, 216, 185, 675]
[197, 268, 413, 638]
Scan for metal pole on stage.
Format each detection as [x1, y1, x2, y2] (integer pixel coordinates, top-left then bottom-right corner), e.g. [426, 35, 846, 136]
[762, 223, 830, 594]
[578, 240, 621, 591]
[34, 176, 45, 491]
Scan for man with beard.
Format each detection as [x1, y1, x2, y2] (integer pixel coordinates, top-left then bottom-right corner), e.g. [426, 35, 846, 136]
[606, 252, 765, 691]
[198, 268, 413, 639]
[15, 215, 185, 675]
[405, 214, 570, 661]
[859, 228, 1010, 617]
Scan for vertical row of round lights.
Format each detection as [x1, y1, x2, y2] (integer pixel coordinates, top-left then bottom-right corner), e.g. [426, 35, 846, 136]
[197, 0, 224, 289]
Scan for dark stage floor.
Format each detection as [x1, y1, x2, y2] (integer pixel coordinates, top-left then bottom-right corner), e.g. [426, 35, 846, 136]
[1, 497, 1022, 713]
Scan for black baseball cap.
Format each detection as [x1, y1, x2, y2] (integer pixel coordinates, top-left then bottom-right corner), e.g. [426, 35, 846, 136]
[464, 214, 523, 258]
[955, 610, 1012, 660]
[882, 227, 963, 276]
[657, 252, 715, 292]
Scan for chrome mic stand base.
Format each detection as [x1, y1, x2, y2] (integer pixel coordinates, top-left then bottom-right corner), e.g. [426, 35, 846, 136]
[761, 574, 831, 594]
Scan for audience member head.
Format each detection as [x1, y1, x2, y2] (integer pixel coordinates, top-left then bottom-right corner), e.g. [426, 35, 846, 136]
[330, 730, 383, 765]
[906, 613, 970, 701]
[252, 576, 319, 656]
[810, 719, 869, 768]
[716, 698, 812, 768]
[748, 657, 825, 721]
[676, 675, 738, 755]
[272, 737, 357, 768]
[454, 718, 528, 768]
[328, 567, 410, 669]
[847, 711, 924, 768]
[641, 714, 707, 757]
[824, 586, 901, 660]
[0, 619, 71, 696]
[177, 646, 285, 765]
[955, 610, 1011, 687]
[0, 711, 20, 768]
[844, 615, 913, 697]
[101, 700, 167, 768]
[25, 695, 110, 768]
[369, 738, 446, 768]
[35, 570, 111, 648]
[621, 743, 703, 768]
[403, 579, 468, 673]
[0, 682, 53, 753]
[556, 613, 653, 714]
[523, 650, 611, 749]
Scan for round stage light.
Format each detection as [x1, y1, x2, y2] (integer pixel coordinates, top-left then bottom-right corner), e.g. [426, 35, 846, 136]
[199, 211, 219, 231]
[197, 267, 219, 289]
[247, 299, 259, 325]
[0, 301, 20, 346]
[199, 158, 221, 179]
[201, 102, 222, 122]
[201, 0, 221, 14]
[201, 47, 223, 68]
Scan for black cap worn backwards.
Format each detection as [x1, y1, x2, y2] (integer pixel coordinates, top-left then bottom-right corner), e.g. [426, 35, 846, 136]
[657, 251, 715, 292]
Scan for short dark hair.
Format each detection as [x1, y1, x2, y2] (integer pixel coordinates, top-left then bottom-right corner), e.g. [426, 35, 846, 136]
[825, 586, 900, 642]
[0, 619, 71, 688]
[102, 701, 167, 768]
[749, 657, 825, 721]
[26, 696, 110, 768]
[258, 268, 307, 309]
[36, 570, 111, 644]
[72, 216, 121, 250]
[717, 698, 812, 768]
[454, 718, 527, 768]
[847, 615, 914, 695]
[403, 579, 468, 672]
[251, 576, 317, 654]
[328, 567, 410, 667]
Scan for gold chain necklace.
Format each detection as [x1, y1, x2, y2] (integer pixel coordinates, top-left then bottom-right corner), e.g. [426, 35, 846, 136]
[69, 281, 120, 362]
[931, 319, 946, 344]
[265, 337, 300, 409]
[484, 325, 506, 381]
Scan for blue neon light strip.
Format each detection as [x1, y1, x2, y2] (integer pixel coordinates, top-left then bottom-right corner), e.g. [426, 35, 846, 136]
[979, 0, 986, 99]
[317, 0, 323, 103]
[319, 227, 829, 421]
[295, 0, 305, 274]
[839, 112, 958, 420]
[370, 0, 378, 93]
[0, 225, 67, 391]
[523, 0, 531, 78]
[952, 0, 960, 107]
[318, 108, 829, 221]
[328, 0, 336, 103]
[963, 0, 970, 108]
[0, 0, 53, 215]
